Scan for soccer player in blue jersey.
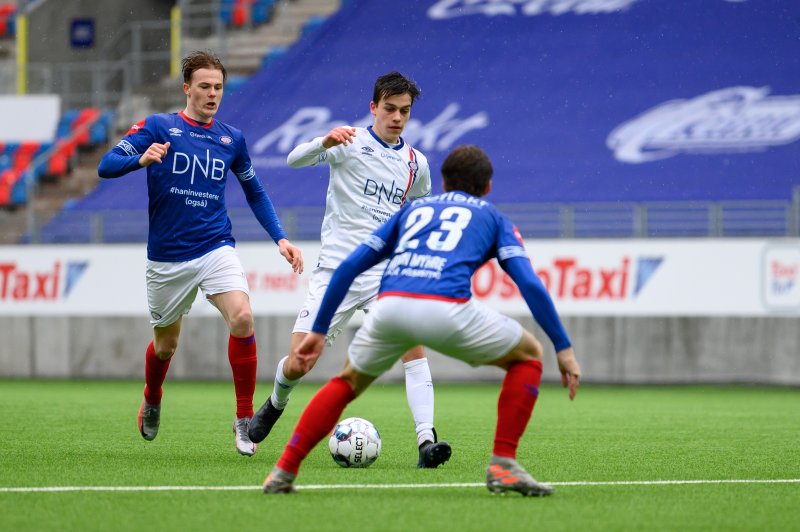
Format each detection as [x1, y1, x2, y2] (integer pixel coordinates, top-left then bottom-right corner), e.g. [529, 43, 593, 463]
[249, 72, 451, 469]
[261, 145, 581, 495]
[97, 51, 303, 457]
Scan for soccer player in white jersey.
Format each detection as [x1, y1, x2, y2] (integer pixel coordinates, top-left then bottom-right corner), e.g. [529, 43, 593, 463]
[97, 51, 303, 457]
[249, 72, 452, 468]
[261, 145, 581, 496]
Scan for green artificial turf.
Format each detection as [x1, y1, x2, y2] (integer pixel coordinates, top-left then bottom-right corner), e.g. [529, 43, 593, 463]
[0, 380, 798, 531]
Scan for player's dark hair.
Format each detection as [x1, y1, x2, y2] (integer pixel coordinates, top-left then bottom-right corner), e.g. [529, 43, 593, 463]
[182, 50, 227, 84]
[372, 72, 421, 105]
[441, 145, 493, 197]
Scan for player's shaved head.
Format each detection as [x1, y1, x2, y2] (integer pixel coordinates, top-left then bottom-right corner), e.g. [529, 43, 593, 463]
[182, 50, 227, 85]
[441, 145, 493, 197]
[373, 72, 421, 106]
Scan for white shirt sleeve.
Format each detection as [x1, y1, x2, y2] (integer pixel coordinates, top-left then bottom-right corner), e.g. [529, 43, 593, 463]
[287, 136, 327, 168]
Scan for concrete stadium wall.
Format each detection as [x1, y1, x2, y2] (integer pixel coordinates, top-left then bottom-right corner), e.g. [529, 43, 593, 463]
[2, 315, 798, 385]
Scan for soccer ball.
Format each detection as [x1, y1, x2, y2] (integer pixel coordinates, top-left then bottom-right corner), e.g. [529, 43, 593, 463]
[328, 417, 381, 468]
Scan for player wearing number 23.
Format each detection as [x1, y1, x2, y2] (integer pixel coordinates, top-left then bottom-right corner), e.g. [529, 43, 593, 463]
[262, 144, 581, 495]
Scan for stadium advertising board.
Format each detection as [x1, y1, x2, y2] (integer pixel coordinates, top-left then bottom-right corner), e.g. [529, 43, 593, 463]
[1, 239, 798, 317]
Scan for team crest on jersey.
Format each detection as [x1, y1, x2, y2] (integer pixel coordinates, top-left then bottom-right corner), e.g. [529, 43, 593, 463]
[220, 136, 232, 144]
[408, 160, 419, 172]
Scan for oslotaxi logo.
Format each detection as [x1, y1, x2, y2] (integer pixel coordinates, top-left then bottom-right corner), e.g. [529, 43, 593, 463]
[472, 255, 663, 301]
[0, 261, 88, 302]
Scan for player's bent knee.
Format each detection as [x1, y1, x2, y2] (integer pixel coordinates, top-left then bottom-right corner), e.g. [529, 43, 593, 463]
[488, 330, 543, 369]
[153, 342, 177, 360]
[338, 363, 376, 397]
[229, 311, 254, 337]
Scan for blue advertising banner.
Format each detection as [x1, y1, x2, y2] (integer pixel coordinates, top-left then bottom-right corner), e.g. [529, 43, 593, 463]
[84, 0, 800, 213]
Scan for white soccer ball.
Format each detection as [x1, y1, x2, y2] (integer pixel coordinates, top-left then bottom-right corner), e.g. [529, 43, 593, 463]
[328, 417, 382, 468]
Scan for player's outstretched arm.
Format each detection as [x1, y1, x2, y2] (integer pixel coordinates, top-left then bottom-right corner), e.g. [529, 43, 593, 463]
[556, 347, 581, 400]
[295, 332, 327, 373]
[286, 127, 355, 168]
[321, 126, 356, 149]
[278, 238, 304, 274]
[138, 141, 171, 167]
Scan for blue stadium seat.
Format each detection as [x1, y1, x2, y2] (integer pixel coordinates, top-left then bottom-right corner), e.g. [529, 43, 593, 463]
[219, 0, 234, 25]
[89, 110, 115, 145]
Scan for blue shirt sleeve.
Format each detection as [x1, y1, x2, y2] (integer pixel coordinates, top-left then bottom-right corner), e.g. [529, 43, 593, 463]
[495, 213, 572, 351]
[311, 243, 387, 334]
[233, 133, 287, 243]
[97, 117, 155, 178]
[311, 210, 404, 334]
[239, 176, 287, 243]
[501, 257, 572, 352]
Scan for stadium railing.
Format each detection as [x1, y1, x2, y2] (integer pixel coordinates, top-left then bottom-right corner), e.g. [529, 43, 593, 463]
[21, 191, 800, 244]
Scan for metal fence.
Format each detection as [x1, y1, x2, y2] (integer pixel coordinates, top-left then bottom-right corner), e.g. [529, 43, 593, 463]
[21, 192, 800, 244]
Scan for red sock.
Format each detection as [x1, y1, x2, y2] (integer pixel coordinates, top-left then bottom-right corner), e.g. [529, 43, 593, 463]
[143, 341, 171, 405]
[228, 334, 258, 419]
[277, 377, 356, 475]
[493, 359, 543, 459]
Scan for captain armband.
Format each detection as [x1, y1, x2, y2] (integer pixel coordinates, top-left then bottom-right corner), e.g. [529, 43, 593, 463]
[498, 246, 528, 261]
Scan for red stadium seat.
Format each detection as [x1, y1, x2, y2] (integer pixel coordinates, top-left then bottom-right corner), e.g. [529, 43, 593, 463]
[47, 151, 68, 177]
[0, 168, 20, 205]
[14, 141, 39, 164]
[232, 0, 249, 26]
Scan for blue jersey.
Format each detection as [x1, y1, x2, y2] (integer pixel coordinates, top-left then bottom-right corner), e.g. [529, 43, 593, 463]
[98, 112, 286, 262]
[314, 191, 572, 351]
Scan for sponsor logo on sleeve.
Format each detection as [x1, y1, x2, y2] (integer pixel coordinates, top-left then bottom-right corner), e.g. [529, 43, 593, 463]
[364, 235, 387, 253]
[117, 139, 139, 156]
[236, 165, 256, 181]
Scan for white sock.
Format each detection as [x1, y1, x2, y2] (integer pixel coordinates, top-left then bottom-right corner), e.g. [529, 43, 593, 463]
[404, 358, 435, 447]
[270, 356, 301, 410]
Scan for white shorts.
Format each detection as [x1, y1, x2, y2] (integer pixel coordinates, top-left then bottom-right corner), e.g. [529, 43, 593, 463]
[293, 266, 383, 344]
[348, 295, 524, 376]
[146, 245, 249, 327]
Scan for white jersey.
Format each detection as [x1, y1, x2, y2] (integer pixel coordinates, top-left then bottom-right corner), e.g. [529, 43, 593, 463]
[287, 126, 431, 272]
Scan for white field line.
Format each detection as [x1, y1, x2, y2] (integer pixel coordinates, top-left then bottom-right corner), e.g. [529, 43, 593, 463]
[1, 479, 799, 493]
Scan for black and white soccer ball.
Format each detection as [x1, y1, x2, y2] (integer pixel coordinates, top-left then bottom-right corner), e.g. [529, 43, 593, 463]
[328, 417, 382, 468]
